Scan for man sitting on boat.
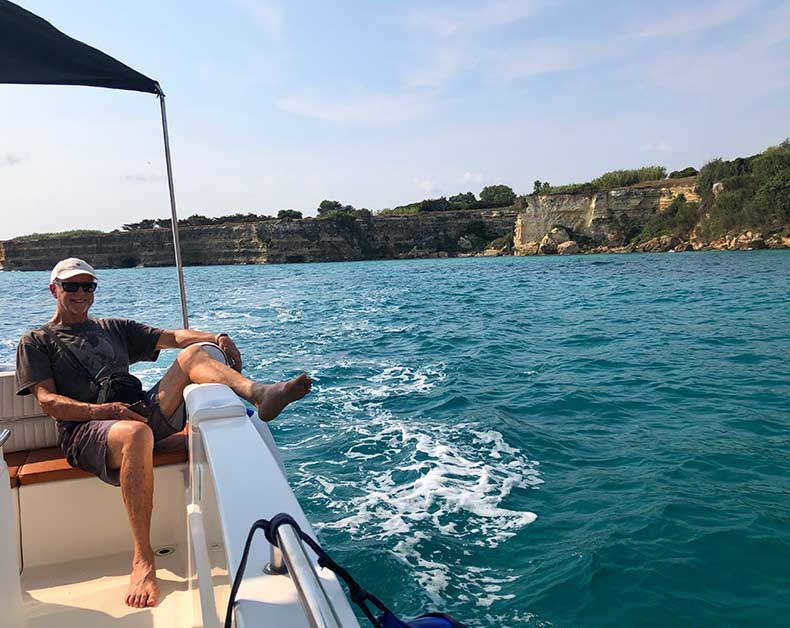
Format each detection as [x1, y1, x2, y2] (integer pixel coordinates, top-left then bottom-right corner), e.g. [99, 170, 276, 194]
[14, 257, 313, 610]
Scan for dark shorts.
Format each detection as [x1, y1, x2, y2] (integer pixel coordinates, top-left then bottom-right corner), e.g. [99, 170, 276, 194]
[61, 380, 186, 486]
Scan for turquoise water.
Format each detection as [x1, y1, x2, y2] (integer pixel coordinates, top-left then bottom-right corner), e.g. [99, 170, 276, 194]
[2, 251, 789, 627]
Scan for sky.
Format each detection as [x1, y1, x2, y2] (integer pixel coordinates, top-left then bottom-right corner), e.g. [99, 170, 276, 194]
[1, 0, 789, 240]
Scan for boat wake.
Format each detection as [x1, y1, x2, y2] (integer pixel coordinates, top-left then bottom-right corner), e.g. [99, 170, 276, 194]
[284, 360, 542, 611]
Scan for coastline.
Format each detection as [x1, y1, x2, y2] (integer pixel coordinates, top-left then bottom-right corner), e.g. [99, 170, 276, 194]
[1, 175, 787, 271]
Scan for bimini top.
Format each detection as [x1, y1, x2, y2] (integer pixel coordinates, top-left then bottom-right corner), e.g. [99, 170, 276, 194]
[0, 0, 160, 94]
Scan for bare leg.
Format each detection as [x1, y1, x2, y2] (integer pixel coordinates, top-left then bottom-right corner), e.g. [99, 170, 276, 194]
[155, 344, 312, 421]
[106, 421, 160, 608]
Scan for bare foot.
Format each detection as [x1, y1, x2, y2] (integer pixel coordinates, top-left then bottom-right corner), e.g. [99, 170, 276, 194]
[254, 373, 313, 421]
[126, 555, 159, 609]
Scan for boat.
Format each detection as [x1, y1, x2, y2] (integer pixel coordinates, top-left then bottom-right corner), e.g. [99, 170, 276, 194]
[0, 2, 361, 625]
[0, 364, 360, 627]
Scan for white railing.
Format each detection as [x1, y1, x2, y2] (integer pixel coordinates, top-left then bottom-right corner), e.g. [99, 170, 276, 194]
[184, 384, 358, 628]
[0, 428, 23, 627]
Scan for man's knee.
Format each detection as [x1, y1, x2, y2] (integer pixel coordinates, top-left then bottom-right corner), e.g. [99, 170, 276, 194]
[176, 343, 207, 368]
[115, 421, 154, 453]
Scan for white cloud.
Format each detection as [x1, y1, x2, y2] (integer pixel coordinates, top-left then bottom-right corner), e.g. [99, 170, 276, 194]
[494, 38, 616, 80]
[645, 12, 790, 97]
[413, 177, 441, 195]
[125, 173, 164, 183]
[0, 153, 22, 167]
[633, 0, 756, 38]
[275, 92, 433, 126]
[235, 0, 283, 37]
[409, 0, 548, 37]
[640, 142, 673, 154]
[459, 172, 485, 186]
[405, 47, 469, 88]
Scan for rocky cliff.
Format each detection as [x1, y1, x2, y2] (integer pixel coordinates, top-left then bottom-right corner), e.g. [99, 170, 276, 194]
[513, 178, 699, 253]
[0, 208, 519, 271]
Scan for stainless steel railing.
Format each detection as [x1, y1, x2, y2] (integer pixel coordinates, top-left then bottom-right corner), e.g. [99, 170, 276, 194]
[0, 428, 10, 449]
[265, 522, 342, 628]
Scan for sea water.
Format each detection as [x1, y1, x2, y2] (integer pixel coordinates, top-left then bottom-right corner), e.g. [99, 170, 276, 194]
[1, 251, 788, 627]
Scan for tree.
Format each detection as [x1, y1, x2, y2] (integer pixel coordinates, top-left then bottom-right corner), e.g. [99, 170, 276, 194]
[669, 167, 698, 179]
[182, 214, 213, 226]
[448, 191, 477, 209]
[419, 197, 451, 212]
[533, 180, 543, 195]
[479, 184, 516, 207]
[121, 219, 155, 231]
[278, 209, 303, 219]
[318, 200, 343, 215]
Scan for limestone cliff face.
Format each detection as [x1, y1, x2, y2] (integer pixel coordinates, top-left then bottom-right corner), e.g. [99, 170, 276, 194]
[0, 223, 267, 271]
[514, 179, 698, 252]
[0, 208, 519, 271]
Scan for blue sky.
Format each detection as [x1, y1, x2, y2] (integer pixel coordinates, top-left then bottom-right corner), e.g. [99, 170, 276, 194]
[1, 0, 788, 239]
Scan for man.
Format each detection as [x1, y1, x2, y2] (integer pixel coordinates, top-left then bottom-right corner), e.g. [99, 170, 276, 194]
[15, 258, 312, 609]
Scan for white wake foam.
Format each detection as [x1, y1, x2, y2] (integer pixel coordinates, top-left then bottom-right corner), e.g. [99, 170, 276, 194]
[289, 361, 541, 604]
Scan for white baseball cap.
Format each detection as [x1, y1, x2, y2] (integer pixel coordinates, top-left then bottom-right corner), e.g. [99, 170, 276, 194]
[50, 258, 98, 284]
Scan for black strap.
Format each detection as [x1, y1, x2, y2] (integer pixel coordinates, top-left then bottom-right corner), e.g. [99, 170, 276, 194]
[41, 324, 99, 385]
[225, 513, 397, 628]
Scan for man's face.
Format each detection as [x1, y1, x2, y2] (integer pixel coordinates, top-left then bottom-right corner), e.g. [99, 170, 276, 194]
[50, 273, 96, 317]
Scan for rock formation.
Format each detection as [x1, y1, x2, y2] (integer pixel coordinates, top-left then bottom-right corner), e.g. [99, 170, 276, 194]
[513, 178, 699, 254]
[0, 208, 518, 271]
[557, 241, 580, 255]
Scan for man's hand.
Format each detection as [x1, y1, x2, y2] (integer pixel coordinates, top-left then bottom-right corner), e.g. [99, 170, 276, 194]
[217, 335, 243, 372]
[96, 402, 148, 423]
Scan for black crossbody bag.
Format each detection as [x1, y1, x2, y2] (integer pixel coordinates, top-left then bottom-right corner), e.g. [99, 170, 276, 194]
[43, 325, 150, 415]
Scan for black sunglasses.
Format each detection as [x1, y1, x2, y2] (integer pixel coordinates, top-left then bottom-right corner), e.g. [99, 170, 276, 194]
[57, 280, 97, 293]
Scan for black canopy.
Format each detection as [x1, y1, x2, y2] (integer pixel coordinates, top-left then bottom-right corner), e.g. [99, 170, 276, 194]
[0, 0, 159, 94]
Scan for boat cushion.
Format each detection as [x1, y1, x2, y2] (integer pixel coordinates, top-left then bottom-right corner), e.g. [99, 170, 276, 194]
[13, 428, 188, 486]
[4, 451, 28, 489]
[0, 371, 58, 452]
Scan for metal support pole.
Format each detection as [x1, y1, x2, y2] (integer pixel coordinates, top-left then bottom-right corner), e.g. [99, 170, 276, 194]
[265, 539, 287, 575]
[277, 524, 342, 628]
[158, 92, 189, 329]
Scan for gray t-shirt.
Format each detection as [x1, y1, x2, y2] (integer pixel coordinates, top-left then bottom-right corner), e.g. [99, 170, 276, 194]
[15, 318, 163, 443]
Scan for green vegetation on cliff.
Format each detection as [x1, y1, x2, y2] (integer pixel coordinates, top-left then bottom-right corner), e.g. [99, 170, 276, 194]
[696, 140, 790, 237]
[637, 194, 700, 242]
[121, 213, 279, 231]
[11, 229, 107, 242]
[538, 166, 668, 195]
[669, 166, 698, 179]
[380, 185, 517, 216]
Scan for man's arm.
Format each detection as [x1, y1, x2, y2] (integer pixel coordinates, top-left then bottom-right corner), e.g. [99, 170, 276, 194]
[31, 379, 147, 423]
[156, 329, 242, 371]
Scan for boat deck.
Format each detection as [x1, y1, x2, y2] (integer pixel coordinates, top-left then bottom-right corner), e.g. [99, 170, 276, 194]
[21, 546, 229, 628]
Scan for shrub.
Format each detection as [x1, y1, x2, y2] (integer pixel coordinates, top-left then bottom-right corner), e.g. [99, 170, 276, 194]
[750, 140, 790, 180]
[697, 140, 790, 237]
[669, 167, 698, 178]
[591, 166, 667, 189]
[277, 209, 303, 219]
[317, 210, 358, 228]
[448, 192, 477, 209]
[479, 184, 516, 207]
[377, 206, 420, 216]
[11, 229, 106, 241]
[751, 171, 790, 225]
[637, 194, 700, 241]
[487, 232, 513, 249]
[317, 200, 344, 215]
[545, 182, 598, 195]
[419, 197, 452, 212]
